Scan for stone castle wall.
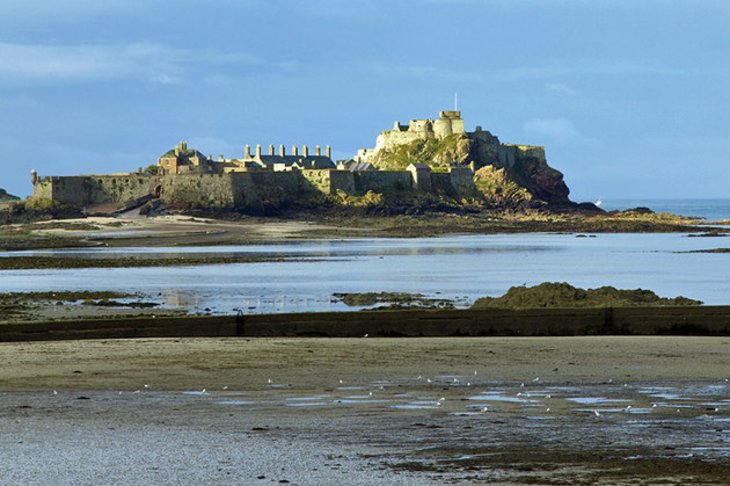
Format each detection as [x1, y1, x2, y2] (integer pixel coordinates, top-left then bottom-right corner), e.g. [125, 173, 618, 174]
[354, 171, 413, 193]
[30, 167, 477, 211]
[498, 144, 546, 168]
[29, 175, 155, 207]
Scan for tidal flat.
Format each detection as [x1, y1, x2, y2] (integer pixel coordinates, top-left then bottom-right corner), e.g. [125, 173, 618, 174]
[0, 210, 714, 252]
[0, 337, 728, 484]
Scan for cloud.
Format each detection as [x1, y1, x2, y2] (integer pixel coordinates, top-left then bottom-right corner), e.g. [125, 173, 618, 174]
[0, 42, 277, 85]
[524, 117, 579, 140]
[360, 61, 484, 83]
[493, 59, 687, 82]
[0, 42, 184, 84]
[0, 0, 137, 16]
[295, 0, 378, 17]
[0, 0, 259, 20]
[545, 82, 579, 96]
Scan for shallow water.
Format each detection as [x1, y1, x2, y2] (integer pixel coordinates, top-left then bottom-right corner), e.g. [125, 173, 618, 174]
[1, 232, 728, 314]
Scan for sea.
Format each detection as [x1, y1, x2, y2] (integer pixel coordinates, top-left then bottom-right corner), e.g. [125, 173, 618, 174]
[1, 198, 729, 315]
[599, 198, 730, 222]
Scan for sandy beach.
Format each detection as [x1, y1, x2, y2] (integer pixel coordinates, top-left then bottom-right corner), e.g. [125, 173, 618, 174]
[1, 336, 729, 484]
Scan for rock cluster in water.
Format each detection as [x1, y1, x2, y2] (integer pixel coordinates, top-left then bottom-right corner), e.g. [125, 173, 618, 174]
[472, 282, 702, 309]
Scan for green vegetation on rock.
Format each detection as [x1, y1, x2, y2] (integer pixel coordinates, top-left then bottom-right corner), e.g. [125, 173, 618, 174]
[472, 282, 702, 309]
[374, 134, 471, 171]
[473, 165, 532, 206]
[334, 190, 384, 207]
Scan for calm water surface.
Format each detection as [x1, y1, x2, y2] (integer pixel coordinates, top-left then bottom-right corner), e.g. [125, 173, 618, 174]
[1, 232, 728, 314]
[600, 198, 730, 221]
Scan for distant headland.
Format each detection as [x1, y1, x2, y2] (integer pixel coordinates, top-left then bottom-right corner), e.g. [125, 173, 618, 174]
[0, 188, 19, 202]
[23, 110, 589, 215]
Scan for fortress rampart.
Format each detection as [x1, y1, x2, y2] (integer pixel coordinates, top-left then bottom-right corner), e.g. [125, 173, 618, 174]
[29, 166, 478, 212]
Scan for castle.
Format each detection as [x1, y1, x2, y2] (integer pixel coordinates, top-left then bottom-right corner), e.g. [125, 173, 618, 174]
[27, 109, 569, 211]
[356, 110, 466, 163]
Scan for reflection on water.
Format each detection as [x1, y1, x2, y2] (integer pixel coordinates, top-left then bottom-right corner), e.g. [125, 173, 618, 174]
[1, 233, 728, 315]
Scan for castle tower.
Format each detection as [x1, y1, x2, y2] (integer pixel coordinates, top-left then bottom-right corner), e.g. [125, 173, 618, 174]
[279, 144, 286, 157]
[255, 144, 262, 159]
[315, 145, 321, 156]
[245, 144, 252, 158]
[326, 145, 331, 159]
[302, 145, 309, 157]
[268, 144, 274, 156]
[292, 145, 298, 156]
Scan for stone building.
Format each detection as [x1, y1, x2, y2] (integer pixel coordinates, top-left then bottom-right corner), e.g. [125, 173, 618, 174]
[158, 141, 215, 175]
[237, 143, 335, 171]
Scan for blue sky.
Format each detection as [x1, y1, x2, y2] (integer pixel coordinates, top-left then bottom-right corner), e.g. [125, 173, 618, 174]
[1, 0, 728, 200]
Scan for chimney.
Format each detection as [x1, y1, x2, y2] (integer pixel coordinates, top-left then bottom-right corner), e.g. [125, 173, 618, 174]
[268, 144, 274, 156]
[255, 144, 262, 158]
[326, 145, 331, 159]
[279, 144, 286, 157]
[302, 145, 309, 157]
[315, 145, 321, 156]
[292, 145, 298, 156]
[245, 144, 251, 158]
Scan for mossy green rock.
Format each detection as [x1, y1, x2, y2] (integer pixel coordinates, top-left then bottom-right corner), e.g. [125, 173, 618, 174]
[472, 282, 702, 309]
[373, 134, 471, 171]
[473, 166, 532, 205]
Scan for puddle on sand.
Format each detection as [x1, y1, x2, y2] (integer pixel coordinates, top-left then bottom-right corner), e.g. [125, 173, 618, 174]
[576, 407, 651, 414]
[467, 392, 538, 404]
[216, 400, 255, 406]
[335, 399, 392, 405]
[390, 400, 442, 410]
[566, 397, 631, 405]
[182, 390, 210, 396]
[286, 395, 332, 401]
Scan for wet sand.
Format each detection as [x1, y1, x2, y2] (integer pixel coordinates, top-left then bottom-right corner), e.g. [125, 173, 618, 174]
[1, 336, 729, 484]
[0, 210, 710, 251]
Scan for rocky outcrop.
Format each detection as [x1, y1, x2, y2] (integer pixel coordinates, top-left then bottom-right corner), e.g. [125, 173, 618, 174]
[472, 166, 532, 206]
[362, 115, 573, 207]
[472, 282, 702, 309]
[0, 188, 19, 201]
